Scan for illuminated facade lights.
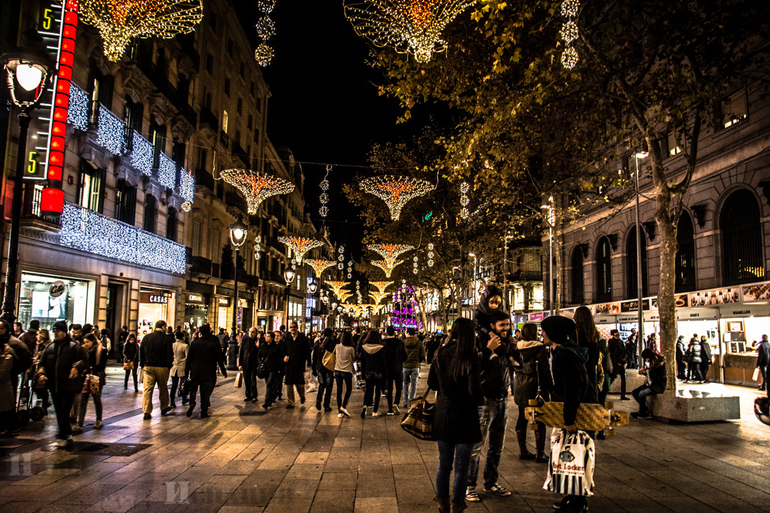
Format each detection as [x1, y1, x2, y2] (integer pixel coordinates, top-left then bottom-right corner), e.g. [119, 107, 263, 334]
[158, 152, 177, 190]
[95, 104, 126, 155]
[559, 0, 580, 69]
[67, 83, 89, 132]
[131, 131, 154, 176]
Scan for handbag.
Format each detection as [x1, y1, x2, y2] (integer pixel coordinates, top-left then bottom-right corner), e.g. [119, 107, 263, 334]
[544, 429, 595, 496]
[235, 371, 243, 388]
[256, 358, 267, 379]
[123, 360, 134, 371]
[400, 389, 435, 441]
[81, 374, 101, 396]
[753, 367, 761, 382]
[180, 377, 191, 397]
[322, 350, 336, 372]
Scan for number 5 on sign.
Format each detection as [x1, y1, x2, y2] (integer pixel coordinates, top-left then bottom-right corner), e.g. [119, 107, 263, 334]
[28, 151, 38, 175]
[42, 9, 53, 30]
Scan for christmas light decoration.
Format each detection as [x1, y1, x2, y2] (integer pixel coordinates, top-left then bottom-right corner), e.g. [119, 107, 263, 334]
[131, 131, 154, 176]
[559, 0, 580, 69]
[220, 169, 294, 214]
[339, 293, 354, 303]
[306, 259, 335, 277]
[390, 282, 421, 329]
[367, 243, 414, 266]
[372, 259, 403, 278]
[459, 181, 470, 220]
[255, 16, 276, 39]
[428, 242, 434, 267]
[326, 281, 351, 299]
[259, 0, 276, 13]
[360, 175, 435, 220]
[343, 0, 476, 63]
[254, 0, 278, 66]
[60, 202, 186, 273]
[347, 259, 353, 280]
[319, 165, 331, 218]
[369, 281, 393, 293]
[67, 83, 89, 131]
[79, 0, 204, 62]
[179, 169, 195, 203]
[278, 236, 323, 263]
[370, 290, 390, 304]
[413, 255, 419, 275]
[254, 44, 274, 67]
[95, 104, 126, 156]
[158, 152, 177, 190]
[337, 245, 345, 270]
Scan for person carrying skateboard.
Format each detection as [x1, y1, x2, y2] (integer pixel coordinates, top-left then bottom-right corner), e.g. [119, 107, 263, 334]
[541, 315, 591, 513]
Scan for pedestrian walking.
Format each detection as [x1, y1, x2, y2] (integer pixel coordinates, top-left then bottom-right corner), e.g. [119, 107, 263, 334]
[239, 327, 260, 403]
[258, 331, 283, 409]
[185, 324, 227, 418]
[542, 315, 591, 513]
[35, 321, 88, 447]
[676, 336, 687, 380]
[699, 336, 712, 383]
[684, 335, 703, 382]
[428, 318, 484, 513]
[631, 349, 667, 418]
[402, 328, 426, 408]
[465, 309, 514, 503]
[170, 331, 189, 408]
[382, 326, 406, 415]
[217, 328, 229, 360]
[312, 328, 336, 412]
[625, 334, 638, 369]
[360, 330, 387, 418]
[335, 331, 356, 417]
[283, 322, 311, 408]
[757, 335, 769, 390]
[139, 320, 174, 419]
[117, 326, 129, 362]
[18, 320, 38, 354]
[512, 323, 552, 462]
[32, 329, 52, 413]
[0, 330, 18, 437]
[76, 334, 106, 430]
[608, 329, 629, 400]
[123, 334, 139, 392]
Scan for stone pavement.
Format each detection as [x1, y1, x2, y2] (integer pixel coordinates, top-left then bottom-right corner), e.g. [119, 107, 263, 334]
[1, 364, 769, 513]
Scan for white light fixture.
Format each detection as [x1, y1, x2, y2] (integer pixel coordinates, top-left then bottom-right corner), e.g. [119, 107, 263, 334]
[229, 214, 248, 248]
[284, 268, 296, 285]
[15, 63, 42, 91]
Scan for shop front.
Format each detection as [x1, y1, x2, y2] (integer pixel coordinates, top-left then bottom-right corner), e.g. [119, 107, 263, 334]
[217, 297, 231, 332]
[718, 303, 770, 386]
[18, 271, 96, 330]
[184, 293, 209, 331]
[138, 289, 175, 338]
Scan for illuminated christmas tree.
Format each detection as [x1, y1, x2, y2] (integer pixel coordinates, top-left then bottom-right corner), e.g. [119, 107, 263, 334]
[390, 282, 421, 330]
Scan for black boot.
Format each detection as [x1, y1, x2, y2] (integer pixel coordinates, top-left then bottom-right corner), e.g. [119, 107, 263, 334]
[535, 424, 548, 463]
[516, 429, 535, 460]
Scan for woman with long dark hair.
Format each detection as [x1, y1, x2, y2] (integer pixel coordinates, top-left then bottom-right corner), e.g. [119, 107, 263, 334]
[123, 333, 139, 392]
[573, 306, 601, 406]
[513, 323, 552, 462]
[334, 331, 356, 417]
[428, 318, 484, 513]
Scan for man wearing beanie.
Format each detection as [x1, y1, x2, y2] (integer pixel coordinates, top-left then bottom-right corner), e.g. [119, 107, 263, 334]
[541, 315, 591, 513]
[35, 321, 88, 447]
[465, 309, 514, 503]
[139, 320, 174, 419]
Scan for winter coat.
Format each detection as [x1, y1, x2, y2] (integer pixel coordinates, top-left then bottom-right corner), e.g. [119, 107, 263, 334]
[608, 336, 627, 367]
[19, 329, 37, 354]
[85, 345, 107, 392]
[647, 361, 667, 394]
[427, 339, 484, 444]
[473, 285, 504, 344]
[7, 336, 31, 376]
[700, 340, 712, 365]
[123, 340, 139, 363]
[334, 344, 356, 373]
[403, 336, 425, 369]
[360, 343, 387, 380]
[383, 337, 407, 374]
[676, 340, 686, 360]
[0, 344, 16, 411]
[513, 340, 552, 407]
[758, 340, 770, 369]
[36, 335, 88, 394]
[170, 341, 189, 378]
[576, 329, 600, 404]
[139, 330, 173, 368]
[186, 334, 225, 382]
[312, 336, 337, 374]
[258, 341, 284, 373]
[478, 336, 513, 399]
[551, 344, 591, 427]
[239, 336, 259, 371]
[283, 332, 311, 385]
[685, 339, 701, 364]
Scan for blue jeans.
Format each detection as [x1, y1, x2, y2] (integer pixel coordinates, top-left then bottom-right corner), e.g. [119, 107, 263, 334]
[437, 441, 474, 504]
[403, 367, 420, 406]
[632, 385, 657, 415]
[467, 397, 508, 489]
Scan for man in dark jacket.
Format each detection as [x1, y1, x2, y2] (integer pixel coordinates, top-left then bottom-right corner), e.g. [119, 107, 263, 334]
[186, 324, 226, 418]
[283, 322, 311, 408]
[311, 328, 336, 412]
[466, 310, 513, 503]
[402, 328, 425, 408]
[699, 336, 712, 383]
[676, 336, 687, 380]
[259, 331, 284, 409]
[757, 335, 770, 391]
[382, 326, 406, 415]
[139, 320, 174, 419]
[35, 321, 88, 447]
[239, 327, 260, 403]
[117, 326, 129, 362]
[608, 329, 629, 400]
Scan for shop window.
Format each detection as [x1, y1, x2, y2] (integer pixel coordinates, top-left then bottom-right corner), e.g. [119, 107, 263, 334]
[166, 207, 178, 242]
[192, 217, 203, 256]
[626, 226, 648, 298]
[595, 237, 612, 302]
[78, 159, 104, 213]
[676, 212, 697, 292]
[143, 194, 157, 233]
[18, 273, 95, 330]
[721, 189, 764, 285]
[123, 97, 143, 132]
[115, 179, 136, 225]
[571, 246, 584, 304]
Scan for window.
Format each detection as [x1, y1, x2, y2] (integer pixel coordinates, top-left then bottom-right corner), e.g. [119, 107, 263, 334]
[720, 90, 747, 129]
[115, 179, 136, 225]
[225, 78, 231, 98]
[571, 246, 584, 304]
[595, 237, 612, 302]
[192, 217, 203, 256]
[150, 120, 166, 167]
[222, 110, 229, 134]
[205, 91, 212, 111]
[237, 97, 242, 114]
[79, 159, 104, 212]
[676, 212, 696, 292]
[88, 60, 113, 109]
[626, 226, 648, 298]
[143, 195, 157, 233]
[212, 226, 221, 263]
[235, 130, 241, 147]
[123, 97, 143, 132]
[206, 53, 213, 75]
[666, 131, 681, 157]
[166, 207, 178, 241]
[253, 127, 260, 143]
[250, 81, 255, 97]
[721, 189, 764, 285]
[239, 62, 245, 78]
[247, 114, 253, 130]
[198, 147, 208, 171]
[256, 97, 262, 112]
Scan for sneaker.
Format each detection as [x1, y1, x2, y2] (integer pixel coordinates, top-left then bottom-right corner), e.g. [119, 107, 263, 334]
[94, 421, 103, 429]
[361, 406, 367, 419]
[71, 424, 83, 434]
[466, 488, 480, 502]
[484, 483, 511, 496]
[386, 410, 394, 416]
[393, 405, 400, 414]
[340, 407, 350, 417]
[372, 411, 383, 418]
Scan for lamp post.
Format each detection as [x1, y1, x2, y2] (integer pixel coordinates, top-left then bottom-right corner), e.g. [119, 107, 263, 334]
[227, 214, 248, 370]
[283, 267, 296, 330]
[634, 149, 649, 363]
[541, 196, 555, 316]
[0, 30, 55, 323]
[502, 234, 513, 309]
[468, 252, 478, 307]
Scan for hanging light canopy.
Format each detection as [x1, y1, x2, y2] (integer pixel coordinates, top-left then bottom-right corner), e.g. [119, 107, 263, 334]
[343, 0, 476, 63]
[79, 0, 204, 62]
[369, 290, 390, 304]
[371, 259, 403, 278]
[325, 280, 351, 299]
[305, 259, 335, 277]
[369, 281, 393, 293]
[278, 236, 323, 264]
[220, 169, 294, 214]
[367, 243, 415, 266]
[360, 175, 435, 220]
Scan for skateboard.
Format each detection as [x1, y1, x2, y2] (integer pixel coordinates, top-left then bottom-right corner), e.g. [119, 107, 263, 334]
[525, 401, 630, 434]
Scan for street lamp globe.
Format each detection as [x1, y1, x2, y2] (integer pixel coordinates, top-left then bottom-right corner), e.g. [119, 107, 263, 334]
[229, 214, 248, 248]
[284, 268, 296, 285]
[308, 282, 318, 294]
[337, 305, 344, 314]
[1, 29, 55, 112]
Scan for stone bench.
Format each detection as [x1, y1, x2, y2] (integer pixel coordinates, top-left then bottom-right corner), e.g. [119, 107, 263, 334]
[647, 386, 741, 422]
[609, 371, 647, 394]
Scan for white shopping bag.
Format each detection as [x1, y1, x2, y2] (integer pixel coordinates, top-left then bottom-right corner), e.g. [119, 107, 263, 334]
[543, 429, 595, 497]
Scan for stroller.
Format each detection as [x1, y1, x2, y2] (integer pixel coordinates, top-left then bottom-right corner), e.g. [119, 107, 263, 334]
[16, 368, 47, 426]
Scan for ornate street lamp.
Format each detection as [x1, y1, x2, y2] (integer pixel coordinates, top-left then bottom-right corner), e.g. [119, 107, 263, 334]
[283, 267, 296, 329]
[308, 281, 318, 294]
[227, 214, 248, 370]
[0, 30, 55, 323]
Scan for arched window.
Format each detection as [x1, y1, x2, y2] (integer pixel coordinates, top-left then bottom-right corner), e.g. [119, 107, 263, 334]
[721, 189, 765, 285]
[166, 207, 178, 242]
[143, 194, 157, 233]
[595, 237, 612, 302]
[626, 226, 648, 298]
[676, 212, 696, 292]
[571, 246, 584, 304]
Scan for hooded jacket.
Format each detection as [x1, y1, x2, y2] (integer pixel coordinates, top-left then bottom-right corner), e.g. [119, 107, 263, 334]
[513, 339, 553, 407]
[36, 334, 88, 393]
[551, 344, 590, 426]
[473, 285, 504, 342]
[403, 336, 425, 369]
[360, 343, 387, 379]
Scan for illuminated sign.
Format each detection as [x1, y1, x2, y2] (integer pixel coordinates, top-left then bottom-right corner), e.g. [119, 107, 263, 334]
[188, 294, 205, 303]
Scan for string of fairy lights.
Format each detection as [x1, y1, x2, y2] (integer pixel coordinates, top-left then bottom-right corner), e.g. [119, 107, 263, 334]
[560, 0, 580, 69]
[254, 0, 278, 66]
[360, 175, 435, 220]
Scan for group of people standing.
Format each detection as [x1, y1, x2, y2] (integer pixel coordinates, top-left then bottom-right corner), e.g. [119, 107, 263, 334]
[676, 334, 713, 383]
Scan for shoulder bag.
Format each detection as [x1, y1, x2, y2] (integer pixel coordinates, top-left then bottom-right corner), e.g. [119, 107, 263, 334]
[322, 350, 336, 372]
[400, 388, 435, 441]
[82, 373, 101, 396]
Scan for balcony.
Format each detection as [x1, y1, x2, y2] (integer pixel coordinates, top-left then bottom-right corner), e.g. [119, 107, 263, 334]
[225, 191, 247, 214]
[195, 168, 215, 192]
[243, 274, 260, 288]
[190, 256, 212, 275]
[199, 108, 218, 135]
[21, 185, 61, 231]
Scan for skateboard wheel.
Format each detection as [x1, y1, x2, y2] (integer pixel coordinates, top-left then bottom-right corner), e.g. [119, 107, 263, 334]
[605, 401, 614, 409]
